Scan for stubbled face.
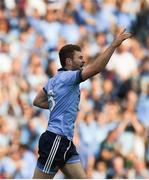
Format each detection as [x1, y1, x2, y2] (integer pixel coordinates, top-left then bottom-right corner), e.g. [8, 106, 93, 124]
[71, 50, 85, 70]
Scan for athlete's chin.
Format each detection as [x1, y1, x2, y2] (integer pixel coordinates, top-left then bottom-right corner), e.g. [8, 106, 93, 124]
[73, 66, 83, 71]
[80, 65, 84, 70]
[77, 67, 83, 71]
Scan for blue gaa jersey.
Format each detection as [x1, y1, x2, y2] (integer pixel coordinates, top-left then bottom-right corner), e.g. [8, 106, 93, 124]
[43, 68, 83, 140]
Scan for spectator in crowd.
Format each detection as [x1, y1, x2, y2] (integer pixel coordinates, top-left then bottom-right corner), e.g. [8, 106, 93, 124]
[106, 155, 127, 179]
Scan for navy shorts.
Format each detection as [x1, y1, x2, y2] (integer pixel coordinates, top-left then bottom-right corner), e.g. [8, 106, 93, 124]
[36, 131, 80, 175]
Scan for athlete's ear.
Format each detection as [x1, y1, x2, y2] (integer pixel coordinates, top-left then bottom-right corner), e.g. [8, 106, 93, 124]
[66, 58, 72, 66]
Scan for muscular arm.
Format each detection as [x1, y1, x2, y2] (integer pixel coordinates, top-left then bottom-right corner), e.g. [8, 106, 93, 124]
[33, 89, 49, 109]
[81, 29, 132, 81]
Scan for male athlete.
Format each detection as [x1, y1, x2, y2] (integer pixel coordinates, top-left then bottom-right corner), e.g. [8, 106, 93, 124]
[32, 29, 131, 179]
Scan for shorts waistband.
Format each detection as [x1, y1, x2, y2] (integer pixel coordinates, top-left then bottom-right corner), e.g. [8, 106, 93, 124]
[46, 130, 70, 140]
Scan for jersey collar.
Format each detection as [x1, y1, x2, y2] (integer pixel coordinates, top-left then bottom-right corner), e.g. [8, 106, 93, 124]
[58, 67, 68, 71]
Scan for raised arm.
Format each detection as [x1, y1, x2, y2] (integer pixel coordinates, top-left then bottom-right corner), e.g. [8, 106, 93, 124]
[33, 89, 49, 109]
[81, 29, 132, 81]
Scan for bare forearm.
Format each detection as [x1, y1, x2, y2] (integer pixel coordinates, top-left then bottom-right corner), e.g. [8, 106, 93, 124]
[92, 45, 116, 73]
[82, 45, 116, 80]
[33, 101, 49, 109]
[33, 89, 49, 109]
[81, 29, 131, 81]
[92, 29, 131, 73]
[131, 120, 144, 134]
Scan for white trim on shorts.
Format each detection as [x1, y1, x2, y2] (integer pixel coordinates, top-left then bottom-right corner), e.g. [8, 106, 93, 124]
[64, 140, 71, 161]
[43, 135, 61, 173]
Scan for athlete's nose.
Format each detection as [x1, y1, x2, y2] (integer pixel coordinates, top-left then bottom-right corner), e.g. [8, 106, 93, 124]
[82, 58, 85, 64]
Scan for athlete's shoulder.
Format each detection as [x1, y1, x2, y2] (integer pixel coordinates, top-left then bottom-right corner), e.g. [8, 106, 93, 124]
[58, 69, 82, 85]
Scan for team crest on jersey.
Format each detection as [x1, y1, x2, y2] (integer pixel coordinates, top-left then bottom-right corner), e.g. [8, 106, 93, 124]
[47, 90, 55, 111]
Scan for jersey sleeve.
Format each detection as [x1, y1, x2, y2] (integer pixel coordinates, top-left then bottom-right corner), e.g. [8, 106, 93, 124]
[63, 70, 83, 85]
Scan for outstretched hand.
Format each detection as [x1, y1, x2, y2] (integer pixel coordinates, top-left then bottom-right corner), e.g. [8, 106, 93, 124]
[111, 29, 132, 48]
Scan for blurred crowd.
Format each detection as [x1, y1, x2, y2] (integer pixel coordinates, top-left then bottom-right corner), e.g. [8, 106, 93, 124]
[0, 0, 149, 179]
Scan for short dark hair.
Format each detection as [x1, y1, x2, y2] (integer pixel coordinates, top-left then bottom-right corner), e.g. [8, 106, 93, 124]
[59, 44, 81, 67]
